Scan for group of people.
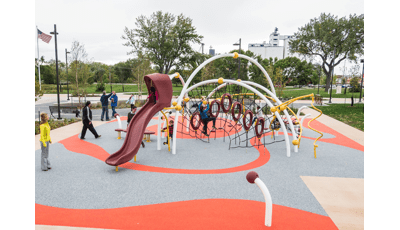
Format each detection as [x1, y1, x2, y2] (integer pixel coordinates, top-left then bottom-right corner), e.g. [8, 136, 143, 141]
[100, 91, 119, 121]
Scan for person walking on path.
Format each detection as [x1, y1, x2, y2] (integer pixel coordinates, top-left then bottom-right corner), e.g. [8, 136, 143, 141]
[126, 94, 135, 110]
[100, 91, 112, 121]
[80, 101, 101, 140]
[198, 102, 216, 136]
[110, 91, 118, 118]
[39, 113, 52, 171]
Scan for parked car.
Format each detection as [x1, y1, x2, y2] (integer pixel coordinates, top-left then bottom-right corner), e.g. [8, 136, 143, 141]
[308, 84, 313, 87]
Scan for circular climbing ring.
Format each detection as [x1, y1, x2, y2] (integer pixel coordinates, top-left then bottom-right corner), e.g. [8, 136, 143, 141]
[209, 100, 221, 118]
[190, 112, 202, 131]
[243, 110, 254, 131]
[255, 117, 265, 138]
[221, 93, 232, 113]
[231, 102, 242, 122]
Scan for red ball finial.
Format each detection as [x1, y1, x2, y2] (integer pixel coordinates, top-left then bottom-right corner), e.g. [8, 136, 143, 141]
[246, 171, 259, 184]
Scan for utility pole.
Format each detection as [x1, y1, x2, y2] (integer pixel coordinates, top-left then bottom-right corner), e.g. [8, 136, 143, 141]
[109, 66, 112, 91]
[328, 47, 336, 104]
[201, 43, 204, 54]
[50, 24, 62, 120]
[65, 48, 70, 100]
[359, 59, 364, 102]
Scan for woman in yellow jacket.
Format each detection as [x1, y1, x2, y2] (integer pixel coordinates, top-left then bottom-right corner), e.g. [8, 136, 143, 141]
[39, 113, 52, 171]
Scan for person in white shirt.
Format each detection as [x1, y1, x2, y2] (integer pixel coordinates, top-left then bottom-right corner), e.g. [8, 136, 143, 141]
[126, 94, 135, 110]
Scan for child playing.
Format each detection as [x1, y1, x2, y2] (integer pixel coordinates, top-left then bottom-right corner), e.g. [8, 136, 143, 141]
[39, 113, 52, 171]
[253, 106, 264, 125]
[127, 105, 137, 126]
[198, 102, 216, 136]
[162, 120, 174, 145]
[148, 86, 159, 105]
[126, 106, 145, 148]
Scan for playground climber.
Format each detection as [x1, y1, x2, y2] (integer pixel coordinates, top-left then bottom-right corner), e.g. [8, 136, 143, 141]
[162, 119, 174, 146]
[198, 102, 216, 136]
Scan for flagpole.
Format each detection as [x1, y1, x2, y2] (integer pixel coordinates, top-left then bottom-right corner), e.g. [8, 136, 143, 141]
[36, 26, 41, 91]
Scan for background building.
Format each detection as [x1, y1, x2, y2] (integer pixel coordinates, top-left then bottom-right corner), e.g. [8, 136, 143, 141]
[248, 27, 294, 60]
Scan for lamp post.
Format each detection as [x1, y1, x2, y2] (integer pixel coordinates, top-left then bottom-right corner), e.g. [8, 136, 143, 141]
[359, 59, 364, 102]
[65, 49, 70, 100]
[328, 47, 336, 104]
[233, 38, 241, 79]
[50, 24, 62, 120]
[318, 65, 321, 94]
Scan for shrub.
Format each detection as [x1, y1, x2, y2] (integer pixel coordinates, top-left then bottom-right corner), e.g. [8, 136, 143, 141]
[349, 77, 361, 93]
[96, 83, 106, 92]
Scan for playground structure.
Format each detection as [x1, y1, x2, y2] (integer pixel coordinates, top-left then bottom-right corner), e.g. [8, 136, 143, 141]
[170, 52, 323, 157]
[105, 53, 324, 171]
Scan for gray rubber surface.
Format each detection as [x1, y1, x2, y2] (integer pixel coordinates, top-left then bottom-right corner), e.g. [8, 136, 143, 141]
[35, 115, 364, 217]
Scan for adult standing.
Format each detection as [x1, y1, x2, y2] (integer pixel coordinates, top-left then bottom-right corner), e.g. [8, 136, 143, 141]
[100, 91, 112, 121]
[39, 113, 52, 171]
[110, 91, 118, 118]
[126, 93, 135, 110]
[80, 101, 101, 139]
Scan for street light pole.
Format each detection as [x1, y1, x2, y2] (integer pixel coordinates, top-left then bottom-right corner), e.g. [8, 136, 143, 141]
[328, 47, 336, 104]
[318, 65, 321, 94]
[359, 59, 364, 102]
[233, 38, 241, 79]
[65, 49, 70, 100]
[50, 24, 61, 120]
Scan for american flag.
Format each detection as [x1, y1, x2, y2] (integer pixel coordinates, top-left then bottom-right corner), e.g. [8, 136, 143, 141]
[37, 29, 52, 43]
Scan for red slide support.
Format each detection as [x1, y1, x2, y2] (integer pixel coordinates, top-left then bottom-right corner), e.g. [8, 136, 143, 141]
[105, 74, 172, 166]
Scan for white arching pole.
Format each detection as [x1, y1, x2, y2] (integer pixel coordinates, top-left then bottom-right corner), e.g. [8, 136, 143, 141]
[172, 79, 291, 157]
[171, 53, 278, 155]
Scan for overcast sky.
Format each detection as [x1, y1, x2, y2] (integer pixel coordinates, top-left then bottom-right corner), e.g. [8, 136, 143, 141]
[35, 0, 364, 75]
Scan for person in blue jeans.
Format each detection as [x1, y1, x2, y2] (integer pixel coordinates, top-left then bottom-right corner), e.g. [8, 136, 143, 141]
[100, 91, 112, 121]
[110, 91, 118, 118]
[198, 102, 216, 136]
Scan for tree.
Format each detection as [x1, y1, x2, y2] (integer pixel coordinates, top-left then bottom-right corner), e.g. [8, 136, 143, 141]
[114, 61, 135, 92]
[274, 57, 316, 85]
[69, 40, 89, 104]
[122, 11, 203, 74]
[289, 13, 364, 92]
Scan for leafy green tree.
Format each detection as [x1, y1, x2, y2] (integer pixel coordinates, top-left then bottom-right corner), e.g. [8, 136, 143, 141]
[289, 13, 364, 92]
[122, 11, 203, 74]
[274, 57, 316, 86]
[113, 61, 135, 92]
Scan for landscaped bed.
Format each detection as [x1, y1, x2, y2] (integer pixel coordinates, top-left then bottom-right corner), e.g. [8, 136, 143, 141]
[35, 118, 80, 135]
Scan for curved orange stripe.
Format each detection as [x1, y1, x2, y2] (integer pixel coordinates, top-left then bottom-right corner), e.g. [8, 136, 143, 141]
[272, 119, 363, 151]
[59, 134, 270, 174]
[36, 199, 338, 230]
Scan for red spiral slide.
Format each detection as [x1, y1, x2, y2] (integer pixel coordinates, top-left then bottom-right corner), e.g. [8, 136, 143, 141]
[105, 74, 172, 166]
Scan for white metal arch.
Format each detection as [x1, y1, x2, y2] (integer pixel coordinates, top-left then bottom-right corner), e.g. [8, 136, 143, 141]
[206, 81, 298, 150]
[171, 79, 292, 157]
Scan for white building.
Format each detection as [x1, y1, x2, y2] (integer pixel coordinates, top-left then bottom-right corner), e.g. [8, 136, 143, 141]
[248, 27, 295, 60]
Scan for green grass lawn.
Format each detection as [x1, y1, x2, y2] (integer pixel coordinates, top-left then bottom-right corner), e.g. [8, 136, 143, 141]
[42, 84, 364, 99]
[313, 104, 364, 131]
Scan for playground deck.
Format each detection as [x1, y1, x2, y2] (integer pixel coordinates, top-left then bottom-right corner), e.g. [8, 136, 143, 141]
[35, 109, 364, 230]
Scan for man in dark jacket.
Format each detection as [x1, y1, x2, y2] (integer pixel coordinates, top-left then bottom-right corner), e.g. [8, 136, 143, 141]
[80, 101, 101, 139]
[100, 91, 112, 121]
